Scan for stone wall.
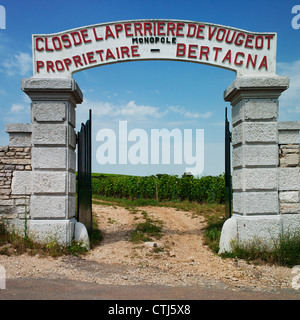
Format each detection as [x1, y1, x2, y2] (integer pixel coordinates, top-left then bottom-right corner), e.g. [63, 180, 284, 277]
[279, 143, 300, 214]
[0, 146, 32, 221]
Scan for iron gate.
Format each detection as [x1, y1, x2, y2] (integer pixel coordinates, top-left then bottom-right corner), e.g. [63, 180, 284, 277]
[225, 107, 232, 219]
[77, 109, 92, 231]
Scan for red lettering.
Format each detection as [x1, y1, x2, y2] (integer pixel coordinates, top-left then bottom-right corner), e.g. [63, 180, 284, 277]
[144, 22, 153, 36]
[105, 26, 115, 39]
[166, 22, 176, 36]
[86, 51, 96, 64]
[95, 50, 104, 61]
[196, 25, 205, 39]
[114, 24, 123, 38]
[82, 53, 88, 65]
[55, 60, 64, 71]
[176, 22, 184, 36]
[121, 46, 130, 58]
[225, 30, 236, 44]
[245, 35, 254, 49]
[176, 43, 186, 57]
[61, 34, 71, 48]
[157, 22, 165, 36]
[116, 47, 120, 59]
[234, 32, 245, 46]
[213, 47, 222, 61]
[187, 24, 196, 37]
[63, 58, 72, 70]
[93, 27, 103, 41]
[246, 54, 257, 68]
[265, 35, 274, 49]
[131, 45, 140, 57]
[106, 48, 116, 60]
[52, 37, 62, 50]
[70, 32, 82, 45]
[153, 22, 157, 36]
[134, 22, 143, 36]
[36, 61, 44, 72]
[73, 55, 83, 67]
[36, 38, 44, 51]
[222, 50, 232, 63]
[216, 28, 226, 42]
[46, 61, 55, 72]
[45, 38, 53, 52]
[255, 36, 264, 49]
[80, 29, 92, 43]
[234, 52, 244, 65]
[188, 44, 197, 58]
[124, 23, 133, 37]
[199, 46, 209, 60]
[208, 26, 217, 40]
[258, 56, 268, 70]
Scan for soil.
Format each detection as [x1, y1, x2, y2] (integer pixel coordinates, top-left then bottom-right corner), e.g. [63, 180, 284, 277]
[0, 202, 300, 298]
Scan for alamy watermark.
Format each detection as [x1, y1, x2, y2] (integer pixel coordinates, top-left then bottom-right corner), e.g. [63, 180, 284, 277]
[95, 121, 204, 176]
[0, 265, 5, 289]
[292, 5, 300, 29]
[0, 5, 5, 29]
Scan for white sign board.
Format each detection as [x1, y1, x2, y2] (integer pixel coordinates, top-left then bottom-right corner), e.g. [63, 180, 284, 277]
[32, 19, 277, 78]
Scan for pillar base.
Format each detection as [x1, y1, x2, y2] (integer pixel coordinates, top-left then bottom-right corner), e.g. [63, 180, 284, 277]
[6, 218, 76, 246]
[219, 214, 300, 253]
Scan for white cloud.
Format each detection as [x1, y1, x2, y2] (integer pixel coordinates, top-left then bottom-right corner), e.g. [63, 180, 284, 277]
[184, 111, 213, 119]
[11, 104, 25, 113]
[79, 99, 162, 120]
[277, 60, 300, 113]
[117, 100, 161, 119]
[166, 105, 213, 119]
[77, 98, 213, 128]
[2, 52, 32, 76]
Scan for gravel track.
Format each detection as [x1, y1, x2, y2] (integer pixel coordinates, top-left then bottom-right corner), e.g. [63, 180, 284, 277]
[0, 202, 300, 299]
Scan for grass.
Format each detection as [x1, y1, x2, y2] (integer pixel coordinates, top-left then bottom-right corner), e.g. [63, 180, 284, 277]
[0, 214, 103, 257]
[93, 195, 300, 268]
[221, 232, 300, 267]
[130, 209, 163, 244]
[0, 226, 88, 257]
[2, 189, 299, 267]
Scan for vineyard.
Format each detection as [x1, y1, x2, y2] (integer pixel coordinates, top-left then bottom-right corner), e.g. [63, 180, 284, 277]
[92, 173, 226, 204]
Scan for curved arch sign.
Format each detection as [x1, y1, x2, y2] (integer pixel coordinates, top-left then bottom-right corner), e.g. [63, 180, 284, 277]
[33, 19, 277, 78]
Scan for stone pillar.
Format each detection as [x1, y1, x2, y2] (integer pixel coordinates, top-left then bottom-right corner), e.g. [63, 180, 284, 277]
[20, 78, 83, 245]
[219, 76, 290, 253]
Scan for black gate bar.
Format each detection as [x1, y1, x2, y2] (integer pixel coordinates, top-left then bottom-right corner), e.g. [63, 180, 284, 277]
[225, 107, 232, 219]
[77, 109, 92, 231]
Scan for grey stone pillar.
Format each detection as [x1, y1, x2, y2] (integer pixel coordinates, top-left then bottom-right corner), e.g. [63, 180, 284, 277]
[219, 76, 290, 253]
[21, 78, 83, 245]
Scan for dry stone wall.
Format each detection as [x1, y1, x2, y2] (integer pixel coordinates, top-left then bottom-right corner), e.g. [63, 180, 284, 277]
[279, 143, 300, 215]
[0, 146, 31, 221]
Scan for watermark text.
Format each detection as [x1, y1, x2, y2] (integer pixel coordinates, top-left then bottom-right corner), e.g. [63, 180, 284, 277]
[96, 121, 204, 176]
[292, 5, 300, 29]
[0, 5, 5, 29]
[0, 265, 5, 289]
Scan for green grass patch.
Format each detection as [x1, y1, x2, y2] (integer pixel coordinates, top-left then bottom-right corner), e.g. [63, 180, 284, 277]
[130, 210, 163, 244]
[0, 228, 88, 257]
[88, 213, 103, 250]
[0, 220, 93, 257]
[222, 232, 300, 267]
[204, 221, 224, 254]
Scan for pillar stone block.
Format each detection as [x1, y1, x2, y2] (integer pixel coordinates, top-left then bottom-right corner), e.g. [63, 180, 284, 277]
[20, 77, 83, 245]
[219, 76, 290, 253]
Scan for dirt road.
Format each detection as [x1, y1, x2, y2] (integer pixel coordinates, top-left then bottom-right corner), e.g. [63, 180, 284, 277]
[0, 202, 300, 300]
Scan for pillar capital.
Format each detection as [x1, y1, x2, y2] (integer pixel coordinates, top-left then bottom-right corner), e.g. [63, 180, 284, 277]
[21, 77, 83, 105]
[224, 76, 289, 105]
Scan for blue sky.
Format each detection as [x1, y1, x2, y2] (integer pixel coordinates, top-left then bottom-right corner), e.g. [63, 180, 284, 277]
[0, 0, 299, 176]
